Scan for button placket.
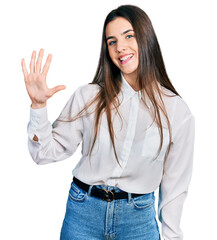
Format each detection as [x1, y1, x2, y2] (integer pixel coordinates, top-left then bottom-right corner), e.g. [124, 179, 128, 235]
[110, 94, 140, 178]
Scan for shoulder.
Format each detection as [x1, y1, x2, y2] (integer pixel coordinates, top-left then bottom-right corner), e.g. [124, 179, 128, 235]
[70, 83, 101, 104]
[159, 85, 194, 122]
[68, 83, 101, 111]
[74, 83, 101, 99]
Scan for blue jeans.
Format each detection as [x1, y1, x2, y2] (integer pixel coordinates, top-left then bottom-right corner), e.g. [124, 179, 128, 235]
[60, 181, 161, 240]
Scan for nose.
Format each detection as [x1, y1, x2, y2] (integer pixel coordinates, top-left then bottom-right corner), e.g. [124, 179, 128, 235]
[116, 39, 127, 53]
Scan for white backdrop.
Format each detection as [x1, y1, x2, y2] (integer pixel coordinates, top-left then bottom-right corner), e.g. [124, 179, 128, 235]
[0, 0, 216, 239]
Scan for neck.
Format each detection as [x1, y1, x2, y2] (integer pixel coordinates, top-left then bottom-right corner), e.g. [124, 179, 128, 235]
[122, 71, 140, 92]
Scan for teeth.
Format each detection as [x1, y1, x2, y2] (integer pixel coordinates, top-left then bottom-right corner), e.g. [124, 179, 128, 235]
[119, 54, 133, 62]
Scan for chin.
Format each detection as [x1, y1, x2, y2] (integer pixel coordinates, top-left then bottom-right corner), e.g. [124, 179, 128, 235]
[121, 68, 138, 75]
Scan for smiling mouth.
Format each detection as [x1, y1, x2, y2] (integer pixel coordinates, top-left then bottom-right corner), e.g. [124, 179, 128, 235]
[119, 54, 134, 63]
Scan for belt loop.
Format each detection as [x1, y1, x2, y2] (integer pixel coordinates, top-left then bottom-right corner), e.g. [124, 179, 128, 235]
[128, 192, 132, 203]
[87, 185, 93, 196]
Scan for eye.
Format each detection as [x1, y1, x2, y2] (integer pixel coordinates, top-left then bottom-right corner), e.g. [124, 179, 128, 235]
[126, 35, 133, 39]
[108, 40, 116, 46]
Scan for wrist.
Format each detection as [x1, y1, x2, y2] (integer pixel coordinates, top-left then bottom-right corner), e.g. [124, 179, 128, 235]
[31, 102, 47, 109]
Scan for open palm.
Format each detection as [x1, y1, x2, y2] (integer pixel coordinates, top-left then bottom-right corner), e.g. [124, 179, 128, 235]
[21, 49, 66, 108]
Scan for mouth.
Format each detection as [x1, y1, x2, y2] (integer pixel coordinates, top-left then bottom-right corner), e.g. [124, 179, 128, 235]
[118, 54, 134, 64]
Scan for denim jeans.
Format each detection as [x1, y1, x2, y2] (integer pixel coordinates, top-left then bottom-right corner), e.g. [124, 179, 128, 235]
[60, 181, 161, 240]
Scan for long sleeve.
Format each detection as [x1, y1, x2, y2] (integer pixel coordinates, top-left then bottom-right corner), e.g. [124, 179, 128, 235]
[158, 113, 195, 240]
[27, 87, 83, 165]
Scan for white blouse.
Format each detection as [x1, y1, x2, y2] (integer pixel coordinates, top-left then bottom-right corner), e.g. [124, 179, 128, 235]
[27, 74, 195, 240]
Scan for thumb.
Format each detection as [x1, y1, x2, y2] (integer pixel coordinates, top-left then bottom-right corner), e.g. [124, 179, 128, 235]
[50, 85, 66, 96]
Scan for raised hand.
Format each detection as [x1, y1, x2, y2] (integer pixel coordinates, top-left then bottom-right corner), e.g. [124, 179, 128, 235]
[21, 49, 66, 109]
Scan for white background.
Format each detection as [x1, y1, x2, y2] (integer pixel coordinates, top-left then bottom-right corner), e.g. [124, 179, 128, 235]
[0, 0, 216, 239]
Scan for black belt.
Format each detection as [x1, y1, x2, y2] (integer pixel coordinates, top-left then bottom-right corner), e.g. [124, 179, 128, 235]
[73, 177, 145, 202]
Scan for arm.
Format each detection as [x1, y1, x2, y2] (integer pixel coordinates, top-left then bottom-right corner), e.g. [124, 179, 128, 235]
[158, 114, 195, 240]
[27, 88, 83, 165]
[21, 49, 83, 164]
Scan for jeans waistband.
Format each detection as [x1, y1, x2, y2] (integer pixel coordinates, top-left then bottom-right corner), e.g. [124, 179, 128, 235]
[73, 177, 148, 202]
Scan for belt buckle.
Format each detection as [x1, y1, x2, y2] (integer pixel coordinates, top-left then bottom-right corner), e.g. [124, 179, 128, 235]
[101, 189, 114, 202]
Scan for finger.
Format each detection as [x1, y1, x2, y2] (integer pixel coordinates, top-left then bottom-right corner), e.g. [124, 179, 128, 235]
[49, 85, 66, 96]
[36, 48, 44, 73]
[21, 58, 28, 79]
[30, 50, 36, 73]
[42, 54, 52, 77]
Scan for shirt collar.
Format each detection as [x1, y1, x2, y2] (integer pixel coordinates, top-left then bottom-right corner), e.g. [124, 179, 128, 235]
[120, 72, 151, 109]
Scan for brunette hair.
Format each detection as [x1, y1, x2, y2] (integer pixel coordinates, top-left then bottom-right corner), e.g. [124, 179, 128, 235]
[59, 5, 180, 166]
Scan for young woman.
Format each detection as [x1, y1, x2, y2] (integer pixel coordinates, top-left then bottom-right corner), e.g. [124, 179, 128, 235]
[21, 5, 195, 240]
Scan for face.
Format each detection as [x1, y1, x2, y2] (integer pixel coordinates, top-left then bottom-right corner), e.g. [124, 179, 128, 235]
[105, 17, 139, 82]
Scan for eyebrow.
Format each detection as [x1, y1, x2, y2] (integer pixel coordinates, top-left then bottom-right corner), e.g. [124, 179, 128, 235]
[106, 29, 134, 42]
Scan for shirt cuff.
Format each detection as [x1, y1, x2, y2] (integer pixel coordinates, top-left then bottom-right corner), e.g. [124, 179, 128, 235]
[28, 106, 49, 141]
[30, 105, 48, 127]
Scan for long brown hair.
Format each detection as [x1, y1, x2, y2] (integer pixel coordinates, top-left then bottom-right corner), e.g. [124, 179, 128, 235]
[59, 5, 180, 166]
